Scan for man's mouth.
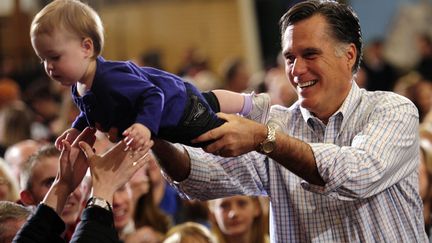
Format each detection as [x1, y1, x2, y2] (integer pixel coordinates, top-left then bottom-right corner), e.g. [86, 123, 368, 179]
[298, 80, 317, 88]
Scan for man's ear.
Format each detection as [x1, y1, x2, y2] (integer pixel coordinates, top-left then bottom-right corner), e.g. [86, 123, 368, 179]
[81, 37, 94, 57]
[346, 43, 357, 70]
[20, 190, 36, 206]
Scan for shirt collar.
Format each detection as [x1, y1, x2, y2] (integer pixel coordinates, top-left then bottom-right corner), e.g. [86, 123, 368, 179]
[299, 81, 362, 124]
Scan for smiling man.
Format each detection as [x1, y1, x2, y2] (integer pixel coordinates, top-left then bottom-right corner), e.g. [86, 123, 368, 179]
[151, 0, 428, 242]
[19, 145, 89, 241]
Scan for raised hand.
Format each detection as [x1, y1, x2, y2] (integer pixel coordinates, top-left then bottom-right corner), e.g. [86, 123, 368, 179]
[79, 138, 153, 202]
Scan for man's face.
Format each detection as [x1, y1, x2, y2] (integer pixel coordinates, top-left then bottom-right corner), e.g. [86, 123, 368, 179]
[25, 156, 85, 226]
[112, 184, 133, 231]
[281, 14, 355, 121]
[28, 157, 58, 204]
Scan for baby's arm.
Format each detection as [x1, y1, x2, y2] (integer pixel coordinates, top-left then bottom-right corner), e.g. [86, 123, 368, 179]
[122, 123, 152, 151]
[55, 128, 80, 150]
[212, 89, 245, 113]
[212, 90, 271, 124]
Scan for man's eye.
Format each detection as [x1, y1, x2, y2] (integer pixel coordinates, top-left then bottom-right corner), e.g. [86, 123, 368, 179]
[304, 52, 318, 59]
[286, 56, 295, 64]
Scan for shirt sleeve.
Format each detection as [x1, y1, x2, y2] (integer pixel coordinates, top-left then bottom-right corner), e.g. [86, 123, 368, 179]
[13, 204, 66, 243]
[161, 144, 269, 200]
[303, 95, 419, 200]
[71, 112, 88, 131]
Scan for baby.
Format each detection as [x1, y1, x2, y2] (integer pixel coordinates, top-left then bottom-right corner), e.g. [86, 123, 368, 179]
[30, 0, 270, 151]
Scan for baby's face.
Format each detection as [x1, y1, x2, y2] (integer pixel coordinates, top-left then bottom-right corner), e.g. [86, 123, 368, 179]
[31, 28, 93, 86]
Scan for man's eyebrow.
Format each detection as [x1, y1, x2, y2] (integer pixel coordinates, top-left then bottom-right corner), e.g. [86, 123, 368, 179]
[303, 47, 322, 54]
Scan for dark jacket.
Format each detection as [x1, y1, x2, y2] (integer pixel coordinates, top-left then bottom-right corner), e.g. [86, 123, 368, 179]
[13, 204, 119, 243]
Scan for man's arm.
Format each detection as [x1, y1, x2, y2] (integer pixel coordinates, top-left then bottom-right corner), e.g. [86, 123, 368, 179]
[269, 131, 325, 186]
[152, 138, 191, 182]
[192, 113, 325, 185]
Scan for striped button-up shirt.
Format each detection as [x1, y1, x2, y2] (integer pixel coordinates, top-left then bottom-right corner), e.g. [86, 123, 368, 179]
[169, 82, 427, 242]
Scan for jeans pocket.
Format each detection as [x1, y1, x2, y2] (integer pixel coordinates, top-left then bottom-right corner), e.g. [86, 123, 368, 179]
[183, 95, 211, 127]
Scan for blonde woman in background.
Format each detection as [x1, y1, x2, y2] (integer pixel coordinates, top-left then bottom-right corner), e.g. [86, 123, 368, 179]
[163, 222, 215, 243]
[208, 195, 269, 243]
[0, 160, 19, 202]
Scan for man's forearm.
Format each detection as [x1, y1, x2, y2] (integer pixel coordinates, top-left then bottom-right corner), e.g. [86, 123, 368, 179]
[152, 139, 191, 182]
[42, 182, 70, 215]
[269, 133, 325, 186]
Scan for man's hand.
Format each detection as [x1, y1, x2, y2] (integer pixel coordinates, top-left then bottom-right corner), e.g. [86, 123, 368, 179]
[79, 138, 153, 202]
[57, 127, 96, 193]
[192, 113, 267, 157]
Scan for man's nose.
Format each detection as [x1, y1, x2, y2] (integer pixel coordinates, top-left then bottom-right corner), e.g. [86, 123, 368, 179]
[291, 58, 307, 76]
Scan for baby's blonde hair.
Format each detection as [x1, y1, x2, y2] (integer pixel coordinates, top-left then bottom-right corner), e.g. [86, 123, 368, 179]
[30, 0, 104, 58]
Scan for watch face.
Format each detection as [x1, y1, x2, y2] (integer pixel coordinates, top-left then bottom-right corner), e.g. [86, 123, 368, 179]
[262, 141, 275, 153]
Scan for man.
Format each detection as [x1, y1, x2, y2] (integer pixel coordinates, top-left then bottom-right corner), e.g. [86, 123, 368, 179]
[0, 201, 31, 243]
[19, 145, 90, 241]
[151, 1, 427, 242]
[4, 139, 41, 188]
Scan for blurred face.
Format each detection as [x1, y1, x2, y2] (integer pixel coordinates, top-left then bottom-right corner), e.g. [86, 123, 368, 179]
[61, 184, 85, 226]
[129, 165, 150, 203]
[5, 141, 40, 181]
[31, 28, 91, 86]
[0, 175, 11, 201]
[282, 14, 355, 121]
[113, 184, 133, 231]
[3, 218, 26, 243]
[212, 196, 260, 237]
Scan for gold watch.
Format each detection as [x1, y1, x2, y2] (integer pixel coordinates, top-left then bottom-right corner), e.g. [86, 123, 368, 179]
[259, 124, 276, 154]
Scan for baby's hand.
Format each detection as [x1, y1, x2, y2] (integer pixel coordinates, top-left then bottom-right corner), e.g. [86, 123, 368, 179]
[55, 128, 80, 150]
[122, 123, 152, 151]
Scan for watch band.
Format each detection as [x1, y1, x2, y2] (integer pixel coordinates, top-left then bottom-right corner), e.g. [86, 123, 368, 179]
[259, 124, 276, 154]
[86, 196, 112, 212]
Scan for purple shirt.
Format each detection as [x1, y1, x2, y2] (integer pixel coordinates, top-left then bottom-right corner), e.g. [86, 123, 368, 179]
[72, 56, 190, 136]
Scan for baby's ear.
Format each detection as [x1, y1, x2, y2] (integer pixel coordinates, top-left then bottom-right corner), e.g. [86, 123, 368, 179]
[81, 37, 94, 57]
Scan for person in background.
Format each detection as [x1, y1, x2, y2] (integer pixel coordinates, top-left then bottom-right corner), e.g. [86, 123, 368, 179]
[0, 161, 20, 202]
[4, 140, 42, 187]
[208, 196, 269, 243]
[0, 102, 34, 157]
[13, 127, 151, 243]
[150, 1, 427, 241]
[19, 144, 89, 241]
[360, 38, 398, 91]
[163, 222, 215, 243]
[219, 58, 250, 93]
[264, 52, 297, 107]
[129, 163, 172, 237]
[415, 33, 432, 82]
[0, 201, 31, 243]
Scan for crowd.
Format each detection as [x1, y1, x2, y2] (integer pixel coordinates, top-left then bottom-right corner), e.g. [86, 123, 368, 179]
[0, 0, 432, 242]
